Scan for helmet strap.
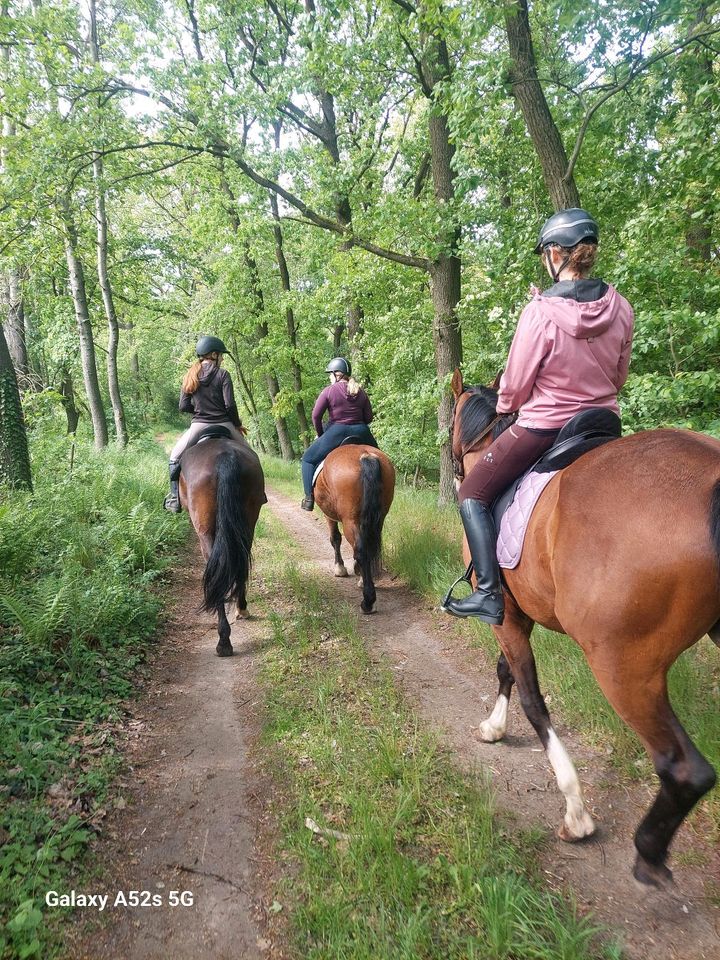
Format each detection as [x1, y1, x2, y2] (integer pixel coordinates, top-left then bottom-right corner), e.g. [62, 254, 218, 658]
[545, 247, 570, 284]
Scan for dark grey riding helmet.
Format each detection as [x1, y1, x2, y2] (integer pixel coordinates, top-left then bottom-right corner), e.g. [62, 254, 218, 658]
[196, 335, 228, 357]
[326, 357, 351, 376]
[534, 208, 599, 253]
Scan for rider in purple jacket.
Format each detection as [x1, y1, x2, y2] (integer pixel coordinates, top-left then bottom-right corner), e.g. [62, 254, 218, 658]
[442, 208, 634, 625]
[300, 358, 377, 511]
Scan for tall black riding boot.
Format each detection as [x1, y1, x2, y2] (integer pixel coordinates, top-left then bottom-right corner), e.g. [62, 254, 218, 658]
[163, 459, 182, 514]
[441, 499, 504, 624]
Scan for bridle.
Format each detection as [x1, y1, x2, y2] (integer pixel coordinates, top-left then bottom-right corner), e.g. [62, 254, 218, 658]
[449, 388, 505, 482]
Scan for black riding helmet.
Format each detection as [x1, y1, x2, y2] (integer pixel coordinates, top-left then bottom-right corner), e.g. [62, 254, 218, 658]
[326, 357, 351, 376]
[534, 208, 599, 254]
[196, 335, 228, 357]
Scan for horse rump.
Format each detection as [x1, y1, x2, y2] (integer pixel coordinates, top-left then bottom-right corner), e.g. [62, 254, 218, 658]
[202, 449, 252, 615]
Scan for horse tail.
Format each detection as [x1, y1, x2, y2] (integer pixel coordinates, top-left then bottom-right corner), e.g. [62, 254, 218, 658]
[708, 479, 720, 646]
[202, 450, 252, 615]
[356, 454, 384, 580]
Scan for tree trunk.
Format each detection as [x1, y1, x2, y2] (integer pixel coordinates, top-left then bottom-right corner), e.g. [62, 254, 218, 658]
[503, 0, 580, 210]
[59, 367, 80, 435]
[3, 270, 29, 377]
[270, 192, 310, 448]
[0, 322, 32, 489]
[682, 3, 714, 263]
[419, 17, 463, 504]
[94, 157, 128, 445]
[229, 339, 267, 452]
[61, 194, 108, 449]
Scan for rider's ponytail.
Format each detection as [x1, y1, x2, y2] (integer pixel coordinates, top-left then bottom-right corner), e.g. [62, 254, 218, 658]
[346, 376, 361, 397]
[182, 359, 203, 394]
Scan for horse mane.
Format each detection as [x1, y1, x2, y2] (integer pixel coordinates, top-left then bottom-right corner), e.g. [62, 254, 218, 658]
[459, 385, 514, 447]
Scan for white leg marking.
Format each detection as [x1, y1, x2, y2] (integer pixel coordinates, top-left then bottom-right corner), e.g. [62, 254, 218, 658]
[546, 728, 595, 840]
[334, 563, 349, 578]
[478, 694, 509, 742]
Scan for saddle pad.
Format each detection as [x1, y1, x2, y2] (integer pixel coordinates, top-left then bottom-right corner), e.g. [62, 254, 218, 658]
[496, 470, 557, 569]
[312, 461, 325, 487]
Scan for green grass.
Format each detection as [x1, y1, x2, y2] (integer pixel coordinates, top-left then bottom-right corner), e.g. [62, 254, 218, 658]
[253, 513, 619, 959]
[260, 455, 720, 829]
[0, 431, 188, 959]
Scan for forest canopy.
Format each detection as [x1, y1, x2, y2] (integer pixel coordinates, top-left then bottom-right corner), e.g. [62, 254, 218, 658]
[1, 0, 719, 499]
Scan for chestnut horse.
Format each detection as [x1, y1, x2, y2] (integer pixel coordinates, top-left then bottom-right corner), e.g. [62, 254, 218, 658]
[179, 436, 266, 656]
[314, 444, 395, 613]
[449, 369, 718, 888]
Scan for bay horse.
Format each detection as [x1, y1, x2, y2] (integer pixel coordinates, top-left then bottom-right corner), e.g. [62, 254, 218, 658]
[179, 435, 266, 656]
[449, 368, 718, 888]
[313, 444, 395, 613]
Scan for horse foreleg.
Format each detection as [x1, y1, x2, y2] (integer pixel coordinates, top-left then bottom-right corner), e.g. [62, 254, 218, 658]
[216, 605, 233, 657]
[494, 611, 595, 842]
[588, 653, 716, 888]
[328, 519, 348, 577]
[478, 652, 515, 742]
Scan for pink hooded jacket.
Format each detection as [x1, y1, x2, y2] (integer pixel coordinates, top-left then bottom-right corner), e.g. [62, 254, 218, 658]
[496, 282, 634, 429]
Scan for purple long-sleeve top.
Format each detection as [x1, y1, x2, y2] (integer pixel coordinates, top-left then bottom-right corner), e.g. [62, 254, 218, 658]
[312, 380, 373, 436]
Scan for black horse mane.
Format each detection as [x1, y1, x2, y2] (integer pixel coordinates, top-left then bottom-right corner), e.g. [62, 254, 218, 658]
[459, 385, 515, 447]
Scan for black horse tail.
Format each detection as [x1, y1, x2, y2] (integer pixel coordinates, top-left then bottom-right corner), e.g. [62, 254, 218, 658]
[356, 454, 384, 611]
[203, 450, 252, 615]
[708, 479, 720, 647]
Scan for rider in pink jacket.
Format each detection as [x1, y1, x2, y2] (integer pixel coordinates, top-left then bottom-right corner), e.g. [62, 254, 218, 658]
[442, 208, 635, 625]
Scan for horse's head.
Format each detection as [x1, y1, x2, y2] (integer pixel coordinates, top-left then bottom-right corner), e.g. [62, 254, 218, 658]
[449, 368, 513, 487]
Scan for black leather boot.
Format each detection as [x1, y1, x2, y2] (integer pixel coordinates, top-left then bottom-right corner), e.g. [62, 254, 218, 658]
[163, 460, 182, 514]
[300, 495, 314, 511]
[441, 499, 504, 624]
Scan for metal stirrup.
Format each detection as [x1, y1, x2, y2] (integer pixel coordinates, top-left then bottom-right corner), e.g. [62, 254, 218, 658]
[441, 561, 474, 608]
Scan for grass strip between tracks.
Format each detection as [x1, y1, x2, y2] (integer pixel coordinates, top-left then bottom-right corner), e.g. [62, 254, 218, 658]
[253, 510, 620, 960]
[261, 455, 720, 838]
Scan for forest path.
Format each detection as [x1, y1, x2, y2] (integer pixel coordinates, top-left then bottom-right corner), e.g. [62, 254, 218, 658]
[67, 548, 274, 960]
[265, 486, 720, 960]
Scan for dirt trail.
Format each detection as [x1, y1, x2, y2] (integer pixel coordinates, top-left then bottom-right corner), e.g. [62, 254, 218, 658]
[266, 487, 720, 960]
[68, 554, 274, 960]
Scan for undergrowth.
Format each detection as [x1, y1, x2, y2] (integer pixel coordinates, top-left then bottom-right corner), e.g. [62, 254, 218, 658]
[0, 430, 187, 959]
[254, 514, 619, 959]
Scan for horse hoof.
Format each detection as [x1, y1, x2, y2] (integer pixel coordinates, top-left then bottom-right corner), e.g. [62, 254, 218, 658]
[361, 602, 375, 614]
[216, 643, 234, 657]
[236, 608, 250, 619]
[334, 565, 349, 578]
[557, 812, 595, 843]
[357, 578, 364, 588]
[478, 720, 505, 743]
[633, 855, 674, 890]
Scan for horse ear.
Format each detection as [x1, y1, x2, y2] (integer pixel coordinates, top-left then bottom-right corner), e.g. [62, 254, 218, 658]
[451, 368, 464, 398]
[490, 369, 503, 390]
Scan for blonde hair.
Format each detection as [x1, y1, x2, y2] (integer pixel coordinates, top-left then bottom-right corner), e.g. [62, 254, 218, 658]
[182, 354, 219, 394]
[346, 376, 361, 396]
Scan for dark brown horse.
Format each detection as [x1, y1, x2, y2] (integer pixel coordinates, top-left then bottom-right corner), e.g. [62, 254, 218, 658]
[449, 368, 718, 888]
[179, 437, 266, 656]
[314, 444, 395, 612]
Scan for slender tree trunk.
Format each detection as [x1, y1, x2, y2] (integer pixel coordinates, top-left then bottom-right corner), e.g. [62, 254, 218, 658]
[89, 0, 127, 445]
[503, 0, 580, 210]
[3, 271, 29, 377]
[0, 323, 32, 489]
[270, 192, 310, 448]
[682, 4, 714, 262]
[229, 339, 267, 452]
[94, 157, 128, 445]
[419, 15, 463, 505]
[59, 367, 80, 435]
[61, 194, 108, 449]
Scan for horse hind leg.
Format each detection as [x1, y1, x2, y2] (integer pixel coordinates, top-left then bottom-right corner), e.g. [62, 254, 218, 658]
[588, 655, 716, 888]
[494, 611, 595, 841]
[478, 652, 515, 742]
[328, 520, 348, 577]
[216, 604, 233, 657]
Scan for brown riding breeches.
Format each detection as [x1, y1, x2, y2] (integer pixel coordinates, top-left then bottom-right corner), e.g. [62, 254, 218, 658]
[458, 424, 559, 505]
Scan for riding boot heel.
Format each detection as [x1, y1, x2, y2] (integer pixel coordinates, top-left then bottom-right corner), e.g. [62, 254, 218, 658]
[441, 499, 504, 624]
